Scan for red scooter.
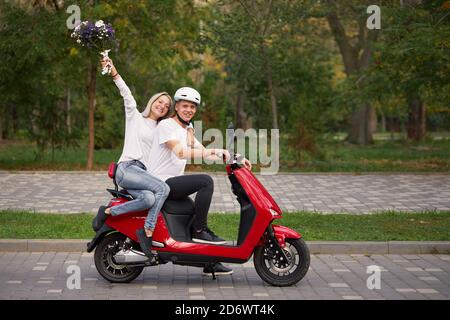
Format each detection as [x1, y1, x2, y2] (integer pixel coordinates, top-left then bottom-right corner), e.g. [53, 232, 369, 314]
[87, 130, 310, 287]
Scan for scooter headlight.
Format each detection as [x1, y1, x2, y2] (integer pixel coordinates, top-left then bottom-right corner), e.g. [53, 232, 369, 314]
[270, 208, 281, 216]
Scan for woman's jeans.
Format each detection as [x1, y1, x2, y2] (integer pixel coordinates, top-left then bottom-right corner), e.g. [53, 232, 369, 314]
[109, 160, 170, 230]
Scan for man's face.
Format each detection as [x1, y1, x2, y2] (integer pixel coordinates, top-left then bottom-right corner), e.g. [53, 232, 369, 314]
[175, 100, 197, 123]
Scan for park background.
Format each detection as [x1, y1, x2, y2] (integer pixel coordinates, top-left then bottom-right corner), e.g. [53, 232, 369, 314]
[0, 0, 449, 173]
[1, 3, 450, 302]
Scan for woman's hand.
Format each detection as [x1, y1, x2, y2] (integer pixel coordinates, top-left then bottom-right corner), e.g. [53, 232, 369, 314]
[100, 58, 118, 78]
[100, 57, 110, 70]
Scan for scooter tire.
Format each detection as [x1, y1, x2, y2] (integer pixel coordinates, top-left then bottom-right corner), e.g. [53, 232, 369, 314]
[254, 237, 310, 287]
[94, 232, 144, 283]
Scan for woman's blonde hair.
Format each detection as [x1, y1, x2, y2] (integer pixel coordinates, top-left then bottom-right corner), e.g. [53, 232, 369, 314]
[141, 92, 173, 122]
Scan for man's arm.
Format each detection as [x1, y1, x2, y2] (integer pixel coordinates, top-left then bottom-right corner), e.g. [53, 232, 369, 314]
[165, 139, 219, 160]
[166, 139, 251, 169]
[188, 136, 231, 162]
[194, 138, 235, 162]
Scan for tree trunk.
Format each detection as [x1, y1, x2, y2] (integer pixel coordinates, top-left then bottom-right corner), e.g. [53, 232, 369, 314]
[326, 1, 378, 145]
[401, 0, 426, 141]
[235, 89, 249, 130]
[0, 112, 3, 143]
[348, 104, 376, 145]
[0, 105, 5, 142]
[406, 93, 426, 141]
[245, 0, 278, 130]
[262, 55, 278, 129]
[390, 118, 395, 140]
[66, 87, 71, 135]
[326, 10, 358, 76]
[12, 105, 18, 135]
[266, 68, 278, 130]
[380, 110, 386, 133]
[86, 61, 97, 170]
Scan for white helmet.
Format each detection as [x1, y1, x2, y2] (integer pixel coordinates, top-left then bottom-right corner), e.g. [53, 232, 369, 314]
[174, 87, 201, 106]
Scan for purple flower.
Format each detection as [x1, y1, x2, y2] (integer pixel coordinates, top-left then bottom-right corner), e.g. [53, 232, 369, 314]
[71, 20, 117, 51]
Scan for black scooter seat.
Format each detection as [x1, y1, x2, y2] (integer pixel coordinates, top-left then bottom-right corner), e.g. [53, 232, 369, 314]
[163, 198, 195, 215]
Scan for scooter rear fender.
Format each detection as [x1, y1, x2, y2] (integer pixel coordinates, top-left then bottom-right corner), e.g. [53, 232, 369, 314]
[86, 224, 115, 253]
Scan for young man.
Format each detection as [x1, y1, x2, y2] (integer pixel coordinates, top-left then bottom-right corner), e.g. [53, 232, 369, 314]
[146, 87, 251, 275]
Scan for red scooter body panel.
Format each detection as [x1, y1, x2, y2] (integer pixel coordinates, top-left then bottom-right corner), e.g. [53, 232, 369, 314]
[233, 167, 282, 216]
[106, 198, 172, 244]
[105, 198, 146, 241]
[105, 166, 300, 261]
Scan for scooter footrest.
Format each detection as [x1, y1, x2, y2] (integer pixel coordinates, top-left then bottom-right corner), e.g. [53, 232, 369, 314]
[107, 188, 134, 200]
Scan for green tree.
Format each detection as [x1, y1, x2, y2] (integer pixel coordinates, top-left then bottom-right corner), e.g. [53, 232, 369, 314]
[323, 0, 380, 145]
[0, 1, 83, 158]
[365, 0, 450, 141]
[206, 0, 316, 130]
[204, 0, 335, 163]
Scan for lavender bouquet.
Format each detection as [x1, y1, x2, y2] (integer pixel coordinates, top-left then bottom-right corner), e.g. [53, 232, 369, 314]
[71, 20, 117, 75]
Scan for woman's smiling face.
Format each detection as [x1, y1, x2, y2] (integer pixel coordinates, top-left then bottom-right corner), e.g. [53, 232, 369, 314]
[150, 95, 171, 119]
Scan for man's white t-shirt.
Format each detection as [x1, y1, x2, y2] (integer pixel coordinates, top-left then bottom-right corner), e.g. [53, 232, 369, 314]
[147, 118, 201, 181]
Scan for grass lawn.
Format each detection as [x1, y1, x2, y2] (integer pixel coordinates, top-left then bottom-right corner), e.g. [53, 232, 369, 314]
[280, 138, 450, 172]
[1, 210, 449, 241]
[0, 140, 120, 171]
[1, 136, 449, 172]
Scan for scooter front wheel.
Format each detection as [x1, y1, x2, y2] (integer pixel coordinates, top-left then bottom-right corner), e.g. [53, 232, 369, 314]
[94, 232, 144, 283]
[254, 238, 310, 287]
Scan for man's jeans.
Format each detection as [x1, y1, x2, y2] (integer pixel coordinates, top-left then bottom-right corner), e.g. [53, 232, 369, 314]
[109, 160, 170, 230]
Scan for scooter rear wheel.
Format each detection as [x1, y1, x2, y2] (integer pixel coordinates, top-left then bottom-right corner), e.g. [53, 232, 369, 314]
[254, 238, 310, 287]
[94, 232, 144, 283]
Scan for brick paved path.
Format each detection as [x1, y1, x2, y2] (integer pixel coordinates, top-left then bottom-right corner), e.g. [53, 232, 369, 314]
[1, 172, 449, 214]
[1, 252, 449, 300]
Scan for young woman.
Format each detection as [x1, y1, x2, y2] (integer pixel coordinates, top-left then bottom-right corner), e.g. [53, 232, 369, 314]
[93, 58, 193, 258]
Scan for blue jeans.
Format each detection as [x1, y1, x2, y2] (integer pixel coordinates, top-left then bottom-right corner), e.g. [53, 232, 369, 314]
[109, 160, 170, 230]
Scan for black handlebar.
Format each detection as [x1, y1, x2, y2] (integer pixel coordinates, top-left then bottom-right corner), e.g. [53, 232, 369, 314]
[225, 122, 239, 164]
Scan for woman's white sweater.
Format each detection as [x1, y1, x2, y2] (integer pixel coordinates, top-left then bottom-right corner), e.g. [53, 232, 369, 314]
[114, 76, 157, 169]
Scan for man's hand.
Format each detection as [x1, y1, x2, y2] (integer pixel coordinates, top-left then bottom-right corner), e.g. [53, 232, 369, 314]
[241, 158, 252, 170]
[214, 149, 231, 163]
[234, 153, 252, 170]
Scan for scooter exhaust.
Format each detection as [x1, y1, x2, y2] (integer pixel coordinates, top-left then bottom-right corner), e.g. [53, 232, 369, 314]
[114, 249, 151, 264]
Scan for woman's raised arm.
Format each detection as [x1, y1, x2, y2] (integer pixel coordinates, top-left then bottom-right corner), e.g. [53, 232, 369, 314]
[101, 58, 137, 116]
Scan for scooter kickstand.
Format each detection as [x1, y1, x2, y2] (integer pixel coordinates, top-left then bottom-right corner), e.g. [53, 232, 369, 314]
[208, 263, 217, 280]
